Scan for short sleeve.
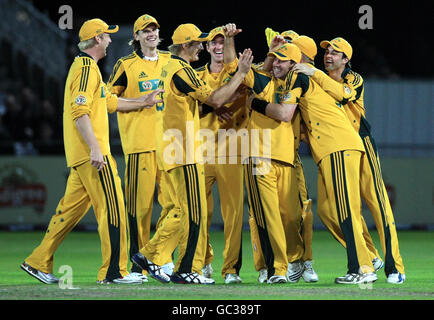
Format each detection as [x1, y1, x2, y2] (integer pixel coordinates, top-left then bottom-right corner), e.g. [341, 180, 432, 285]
[70, 65, 99, 120]
[107, 59, 127, 96]
[172, 66, 213, 104]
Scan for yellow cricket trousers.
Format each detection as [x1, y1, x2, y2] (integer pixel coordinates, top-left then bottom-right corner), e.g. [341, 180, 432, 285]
[143, 163, 207, 274]
[204, 163, 244, 277]
[125, 151, 158, 273]
[317, 183, 381, 262]
[245, 158, 303, 277]
[249, 155, 313, 271]
[125, 151, 177, 271]
[360, 136, 405, 275]
[25, 155, 129, 281]
[295, 155, 314, 262]
[140, 169, 181, 266]
[318, 150, 374, 274]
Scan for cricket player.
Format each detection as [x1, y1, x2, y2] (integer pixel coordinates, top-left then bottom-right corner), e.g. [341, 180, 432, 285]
[294, 37, 405, 284]
[272, 33, 384, 272]
[21, 19, 162, 284]
[196, 26, 249, 284]
[107, 14, 177, 281]
[262, 41, 378, 284]
[131, 23, 253, 284]
[224, 29, 307, 283]
[251, 31, 320, 284]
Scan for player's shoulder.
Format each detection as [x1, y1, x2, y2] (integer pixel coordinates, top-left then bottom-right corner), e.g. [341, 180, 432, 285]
[119, 52, 137, 62]
[292, 71, 310, 90]
[116, 52, 138, 67]
[194, 64, 207, 74]
[71, 54, 99, 75]
[343, 68, 363, 85]
[158, 49, 171, 57]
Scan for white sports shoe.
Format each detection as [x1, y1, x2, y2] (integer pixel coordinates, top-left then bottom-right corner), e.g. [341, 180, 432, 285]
[224, 273, 242, 284]
[202, 264, 213, 279]
[130, 272, 149, 283]
[161, 262, 175, 276]
[335, 272, 377, 284]
[302, 260, 319, 282]
[387, 272, 406, 284]
[21, 262, 59, 284]
[113, 273, 144, 284]
[372, 257, 384, 272]
[97, 273, 144, 284]
[267, 275, 287, 284]
[171, 272, 215, 284]
[258, 268, 268, 283]
[287, 260, 304, 283]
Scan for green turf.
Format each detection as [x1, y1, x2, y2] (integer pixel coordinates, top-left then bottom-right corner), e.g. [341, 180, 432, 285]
[0, 230, 433, 300]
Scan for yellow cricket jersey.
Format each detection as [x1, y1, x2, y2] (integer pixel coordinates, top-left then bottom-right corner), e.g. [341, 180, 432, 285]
[284, 66, 364, 164]
[312, 67, 372, 137]
[156, 55, 214, 171]
[225, 59, 299, 166]
[107, 50, 172, 154]
[196, 63, 249, 162]
[63, 52, 118, 168]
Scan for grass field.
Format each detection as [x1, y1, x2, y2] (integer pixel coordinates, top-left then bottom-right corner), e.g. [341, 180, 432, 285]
[1, 230, 433, 301]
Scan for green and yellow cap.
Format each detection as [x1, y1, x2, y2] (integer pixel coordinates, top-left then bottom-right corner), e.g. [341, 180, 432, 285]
[172, 23, 211, 45]
[267, 43, 302, 63]
[79, 18, 118, 41]
[134, 14, 159, 33]
[320, 37, 353, 60]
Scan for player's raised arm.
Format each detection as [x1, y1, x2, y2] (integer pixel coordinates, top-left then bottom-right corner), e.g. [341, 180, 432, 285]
[222, 23, 242, 64]
[205, 48, 253, 108]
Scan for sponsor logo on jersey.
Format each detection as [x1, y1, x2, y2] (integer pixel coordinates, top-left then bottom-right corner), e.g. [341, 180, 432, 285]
[139, 71, 148, 79]
[101, 86, 106, 98]
[75, 95, 87, 105]
[139, 79, 159, 92]
[344, 85, 351, 95]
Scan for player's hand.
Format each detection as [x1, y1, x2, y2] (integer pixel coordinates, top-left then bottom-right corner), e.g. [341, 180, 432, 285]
[269, 35, 286, 52]
[90, 148, 107, 171]
[223, 23, 242, 37]
[237, 49, 253, 75]
[140, 89, 164, 108]
[215, 107, 233, 122]
[293, 63, 316, 76]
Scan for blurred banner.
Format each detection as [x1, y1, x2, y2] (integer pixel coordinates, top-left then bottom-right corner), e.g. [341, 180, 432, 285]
[0, 156, 432, 230]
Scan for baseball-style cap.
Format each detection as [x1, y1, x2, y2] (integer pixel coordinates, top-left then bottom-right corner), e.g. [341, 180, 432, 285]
[208, 26, 225, 41]
[172, 23, 211, 45]
[281, 30, 299, 41]
[267, 43, 302, 63]
[79, 18, 119, 41]
[292, 35, 317, 61]
[134, 14, 160, 34]
[320, 37, 353, 60]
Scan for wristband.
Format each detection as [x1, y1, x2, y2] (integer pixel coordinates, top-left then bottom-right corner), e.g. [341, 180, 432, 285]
[201, 104, 214, 115]
[251, 98, 268, 115]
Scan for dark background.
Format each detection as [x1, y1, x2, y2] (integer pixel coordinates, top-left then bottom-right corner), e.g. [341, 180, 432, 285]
[30, 0, 433, 79]
[1, 0, 431, 156]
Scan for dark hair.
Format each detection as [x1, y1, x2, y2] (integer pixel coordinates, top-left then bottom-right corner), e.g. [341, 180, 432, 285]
[128, 38, 141, 52]
[342, 53, 352, 69]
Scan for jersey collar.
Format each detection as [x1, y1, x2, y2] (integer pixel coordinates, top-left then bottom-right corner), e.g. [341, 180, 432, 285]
[77, 51, 94, 60]
[341, 67, 352, 79]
